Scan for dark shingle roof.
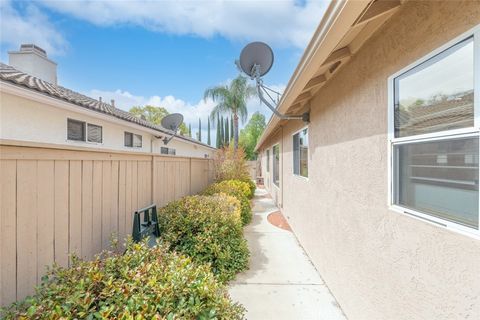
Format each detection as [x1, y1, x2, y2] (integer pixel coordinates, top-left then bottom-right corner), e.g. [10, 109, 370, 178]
[0, 63, 214, 149]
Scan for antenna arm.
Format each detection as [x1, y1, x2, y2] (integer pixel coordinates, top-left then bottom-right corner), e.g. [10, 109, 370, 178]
[256, 81, 304, 121]
[162, 132, 176, 145]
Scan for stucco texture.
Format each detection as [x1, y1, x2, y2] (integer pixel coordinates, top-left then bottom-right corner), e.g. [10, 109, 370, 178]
[260, 1, 480, 319]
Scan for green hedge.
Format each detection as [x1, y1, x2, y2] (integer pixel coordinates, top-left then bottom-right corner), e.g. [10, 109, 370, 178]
[239, 178, 256, 199]
[158, 194, 249, 283]
[1, 240, 244, 319]
[202, 180, 253, 225]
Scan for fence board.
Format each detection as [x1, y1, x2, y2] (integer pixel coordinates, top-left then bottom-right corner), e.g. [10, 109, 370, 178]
[54, 161, 69, 268]
[1, 160, 17, 305]
[111, 161, 119, 249]
[118, 161, 126, 249]
[102, 161, 112, 250]
[69, 161, 82, 260]
[37, 161, 55, 283]
[16, 160, 37, 300]
[81, 161, 93, 260]
[92, 161, 103, 255]
[131, 161, 138, 225]
[125, 161, 133, 241]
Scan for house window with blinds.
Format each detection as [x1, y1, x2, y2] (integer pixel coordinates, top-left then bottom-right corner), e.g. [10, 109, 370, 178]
[161, 147, 176, 155]
[293, 128, 308, 178]
[67, 119, 102, 143]
[389, 29, 479, 236]
[67, 119, 86, 141]
[125, 132, 142, 148]
[87, 124, 102, 143]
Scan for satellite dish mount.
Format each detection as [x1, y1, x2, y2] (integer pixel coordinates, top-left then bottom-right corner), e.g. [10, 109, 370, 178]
[160, 113, 184, 145]
[237, 42, 309, 122]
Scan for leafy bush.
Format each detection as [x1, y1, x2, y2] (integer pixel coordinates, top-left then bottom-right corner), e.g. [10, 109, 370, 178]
[240, 178, 256, 199]
[203, 180, 253, 225]
[1, 240, 244, 319]
[214, 145, 250, 182]
[158, 194, 249, 283]
[213, 146, 256, 198]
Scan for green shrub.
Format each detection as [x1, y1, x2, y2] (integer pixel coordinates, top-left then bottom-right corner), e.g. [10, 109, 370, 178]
[203, 180, 253, 225]
[213, 146, 256, 199]
[1, 240, 244, 319]
[239, 178, 256, 199]
[214, 145, 250, 182]
[158, 194, 249, 283]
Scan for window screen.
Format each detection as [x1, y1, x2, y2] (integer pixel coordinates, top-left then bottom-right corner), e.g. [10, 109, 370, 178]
[133, 134, 142, 148]
[67, 119, 85, 141]
[266, 150, 270, 172]
[161, 147, 169, 154]
[273, 145, 280, 187]
[87, 124, 102, 143]
[125, 132, 133, 147]
[293, 128, 308, 177]
[393, 136, 479, 228]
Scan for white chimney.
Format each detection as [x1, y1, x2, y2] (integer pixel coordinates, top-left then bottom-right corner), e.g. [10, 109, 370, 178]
[8, 44, 57, 85]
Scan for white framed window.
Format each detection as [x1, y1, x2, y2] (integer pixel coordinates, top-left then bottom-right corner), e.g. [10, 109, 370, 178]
[125, 132, 142, 148]
[388, 25, 480, 238]
[87, 123, 102, 143]
[266, 149, 270, 172]
[161, 147, 176, 155]
[67, 119, 103, 143]
[273, 144, 280, 187]
[293, 127, 308, 178]
[67, 118, 85, 141]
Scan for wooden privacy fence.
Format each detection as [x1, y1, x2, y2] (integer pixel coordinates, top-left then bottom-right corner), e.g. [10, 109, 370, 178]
[0, 142, 214, 306]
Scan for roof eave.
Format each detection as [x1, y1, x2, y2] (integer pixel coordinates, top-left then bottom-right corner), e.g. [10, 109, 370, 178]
[255, 0, 372, 151]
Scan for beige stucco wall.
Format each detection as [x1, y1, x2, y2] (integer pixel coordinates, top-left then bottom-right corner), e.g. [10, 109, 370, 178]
[0, 92, 214, 158]
[259, 1, 480, 319]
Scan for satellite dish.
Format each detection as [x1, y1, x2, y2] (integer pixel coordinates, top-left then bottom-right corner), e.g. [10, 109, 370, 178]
[238, 42, 309, 123]
[161, 113, 184, 145]
[239, 42, 274, 78]
[161, 113, 183, 132]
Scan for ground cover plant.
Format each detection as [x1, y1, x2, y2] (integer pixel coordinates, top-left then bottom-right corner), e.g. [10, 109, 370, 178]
[158, 194, 250, 283]
[1, 240, 245, 319]
[202, 180, 253, 225]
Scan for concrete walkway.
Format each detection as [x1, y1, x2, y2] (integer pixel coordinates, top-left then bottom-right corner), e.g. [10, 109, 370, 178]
[229, 187, 346, 320]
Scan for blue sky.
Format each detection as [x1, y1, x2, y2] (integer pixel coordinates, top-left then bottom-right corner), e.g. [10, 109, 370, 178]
[1, 0, 328, 143]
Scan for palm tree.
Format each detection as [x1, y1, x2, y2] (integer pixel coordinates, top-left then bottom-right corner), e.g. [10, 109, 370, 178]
[204, 75, 256, 150]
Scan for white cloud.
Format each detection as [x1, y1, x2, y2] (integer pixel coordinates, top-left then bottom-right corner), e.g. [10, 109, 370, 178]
[38, 0, 328, 48]
[87, 83, 284, 144]
[0, 0, 67, 55]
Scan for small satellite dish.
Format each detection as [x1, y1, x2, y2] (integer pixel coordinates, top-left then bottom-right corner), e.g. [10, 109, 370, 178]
[238, 42, 309, 123]
[161, 113, 183, 132]
[161, 113, 184, 145]
[239, 42, 274, 78]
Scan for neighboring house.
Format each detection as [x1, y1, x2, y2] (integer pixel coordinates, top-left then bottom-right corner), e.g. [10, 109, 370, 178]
[256, 1, 480, 319]
[0, 45, 215, 158]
